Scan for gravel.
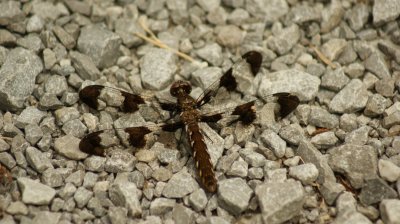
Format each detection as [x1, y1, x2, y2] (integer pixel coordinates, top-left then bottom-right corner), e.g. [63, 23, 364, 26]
[1, 0, 400, 223]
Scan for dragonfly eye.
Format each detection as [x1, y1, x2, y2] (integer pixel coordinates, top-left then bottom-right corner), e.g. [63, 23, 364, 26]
[170, 80, 192, 96]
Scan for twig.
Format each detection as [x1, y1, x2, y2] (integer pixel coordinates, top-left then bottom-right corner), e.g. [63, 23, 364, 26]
[310, 45, 337, 69]
[133, 18, 196, 63]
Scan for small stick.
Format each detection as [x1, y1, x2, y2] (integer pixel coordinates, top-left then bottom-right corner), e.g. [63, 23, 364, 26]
[310, 45, 337, 69]
[133, 18, 196, 63]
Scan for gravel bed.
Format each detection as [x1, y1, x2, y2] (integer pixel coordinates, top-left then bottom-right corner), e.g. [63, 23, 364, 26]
[0, 0, 400, 224]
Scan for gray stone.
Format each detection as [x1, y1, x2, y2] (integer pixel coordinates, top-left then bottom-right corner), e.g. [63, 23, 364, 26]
[44, 75, 68, 96]
[359, 177, 398, 205]
[16, 34, 44, 53]
[41, 168, 64, 187]
[344, 126, 371, 145]
[260, 129, 286, 158]
[39, 93, 63, 110]
[329, 144, 377, 189]
[196, 43, 223, 66]
[0, 138, 10, 152]
[62, 119, 87, 138]
[74, 186, 93, 208]
[65, 170, 85, 186]
[264, 168, 287, 183]
[52, 26, 75, 50]
[0, 215, 14, 224]
[86, 197, 105, 217]
[218, 178, 252, 215]
[380, 199, 400, 224]
[334, 210, 371, 224]
[109, 182, 142, 217]
[105, 150, 136, 173]
[279, 123, 305, 146]
[310, 131, 339, 149]
[192, 67, 222, 90]
[197, 0, 220, 12]
[320, 1, 344, 33]
[344, 63, 365, 79]
[70, 51, 100, 80]
[6, 201, 28, 215]
[135, 150, 157, 163]
[246, 0, 288, 25]
[378, 40, 400, 65]
[339, 114, 358, 132]
[55, 59, 75, 76]
[54, 134, 88, 160]
[207, 6, 228, 25]
[378, 159, 400, 182]
[129, 170, 145, 189]
[150, 198, 176, 215]
[288, 163, 319, 185]
[227, 160, 248, 177]
[18, 177, 56, 205]
[31, 2, 62, 21]
[54, 107, 80, 125]
[296, 141, 336, 184]
[162, 169, 198, 198]
[364, 94, 387, 117]
[24, 123, 43, 145]
[0, 29, 16, 46]
[0, 46, 8, 66]
[309, 107, 339, 129]
[383, 111, 400, 128]
[255, 180, 305, 224]
[43, 48, 57, 70]
[25, 146, 53, 173]
[59, 182, 77, 200]
[189, 188, 208, 212]
[267, 24, 300, 55]
[320, 181, 345, 205]
[306, 63, 325, 77]
[140, 48, 176, 90]
[217, 152, 239, 173]
[283, 156, 300, 167]
[108, 207, 128, 224]
[239, 149, 266, 168]
[77, 25, 121, 69]
[227, 8, 249, 25]
[0, 152, 16, 169]
[157, 149, 180, 164]
[26, 15, 45, 33]
[115, 19, 144, 47]
[152, 167, 172, 182]
[290, 4, 321, 24]
[338, 42, 358, 63]
[329, 79, 368, 113]
[172, 203, 195, 224]
[0, 1, 24, 26]
[321, 68, 350, 92]
[248, 167, 263, 180]
[347, 4, 370, 31]
[31, 211, 61, 224]
[364, 52, 391, 80]
[207, 216, 231, 224]
[375, 78, 395, 97]
[258, 69, 320, 102]
[216, 25, 244, 48]
[61, 92, 79, 106]
[64, 0, 91, 15]
[373, 0, 400, 25]
[83, 172, 98, 188]
[321, 39, 347, 61]
[0, 48, 43, 110]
